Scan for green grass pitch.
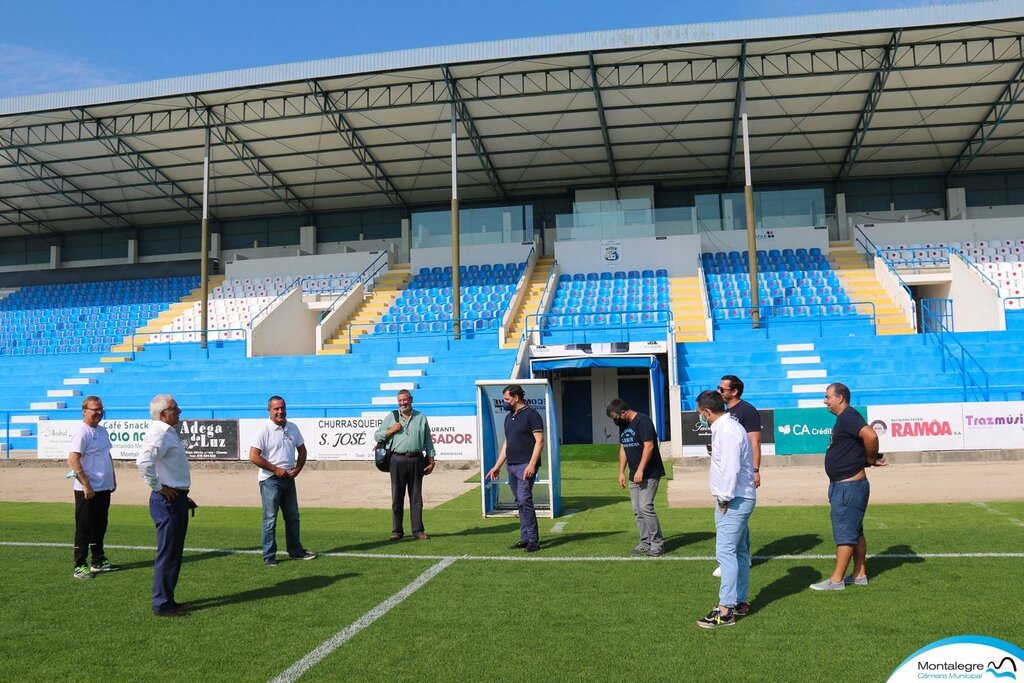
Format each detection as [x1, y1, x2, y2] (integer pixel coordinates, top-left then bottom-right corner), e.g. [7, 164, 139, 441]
[1, 447, 1021, 681]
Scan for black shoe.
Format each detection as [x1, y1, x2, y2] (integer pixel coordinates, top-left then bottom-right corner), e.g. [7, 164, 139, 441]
[524, 543, 540, 553]
[153, 608, 189, 618]
[734, 602, 750, 617]
[696, 607, 736, 629]
[264, 557, 279, 566]
[507, 540, 528, 550]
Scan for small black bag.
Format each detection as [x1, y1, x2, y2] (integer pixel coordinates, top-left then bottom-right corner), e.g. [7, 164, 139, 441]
[374, 410, 400, 472]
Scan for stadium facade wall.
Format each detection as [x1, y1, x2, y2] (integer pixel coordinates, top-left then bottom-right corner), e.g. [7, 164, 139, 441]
[248, 287, 317, 357]
[855, 217, 1024, 253]
[555, 235, 699, 275]
[411, 241, 534, 272]
[225, 250, 386, 280]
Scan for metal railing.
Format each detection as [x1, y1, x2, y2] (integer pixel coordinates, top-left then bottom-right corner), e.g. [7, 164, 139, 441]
[249, 276, 303, 328]
[920, 299, 990, 402]
[128, 328, 248, 361]
[948, 247, 1002, 296]
[525, 309, 675, 345]
[711, 301, 877, 336]
[345, 316, 501, 353]
[319, 251, 390, 323]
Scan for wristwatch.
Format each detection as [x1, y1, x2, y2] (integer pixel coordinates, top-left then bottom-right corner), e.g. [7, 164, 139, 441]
[753, 468, 759, 473]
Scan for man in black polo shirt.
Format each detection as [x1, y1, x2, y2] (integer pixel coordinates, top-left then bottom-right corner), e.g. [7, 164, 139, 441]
[810, 382, 886, 591]
[487, 384, 545, 552]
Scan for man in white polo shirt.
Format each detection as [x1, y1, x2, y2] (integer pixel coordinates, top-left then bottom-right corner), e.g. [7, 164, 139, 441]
[137, 394, 192, 617]
[249, 396, 317, 566]
[68, 395, 120, 580]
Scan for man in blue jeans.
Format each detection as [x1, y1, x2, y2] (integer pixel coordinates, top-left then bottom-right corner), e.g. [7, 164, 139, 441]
[810, 382, 886, 591]
[249, 396, 317, 566]
[694, 389, 757, 629]
[487, 384, 545, 552]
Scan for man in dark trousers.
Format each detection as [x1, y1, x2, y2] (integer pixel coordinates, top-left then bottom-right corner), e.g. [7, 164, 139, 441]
[374, 389, 436, 541]
[487, 384, 544, 552]
[68, 395, 120, 579]
[607, 398, 665, 557]
[810, 382, 887, 591]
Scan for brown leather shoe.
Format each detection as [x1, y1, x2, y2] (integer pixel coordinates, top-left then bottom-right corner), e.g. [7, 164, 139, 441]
[389, 532, 403, 541]
[414, 532, 430, 540]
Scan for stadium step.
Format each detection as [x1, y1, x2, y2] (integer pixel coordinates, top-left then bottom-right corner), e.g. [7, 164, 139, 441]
[47, 389, 82, 398]
[64, 377, 98, 385]
[319, 266, 411, 354]
[100, 356, 132, 364]
[11, 414, 47, 424]
[829, 244, 916, 335]
[389, 369, 424, 377]
[0, 429, 31, 438]
[380, 381, 418, 391]
[79, 367, 111, 374]
[397, 356, 432, 365]
[503, 257, 555, 349]
[670, 276, 708, 343]
[30, 401, 66, 410]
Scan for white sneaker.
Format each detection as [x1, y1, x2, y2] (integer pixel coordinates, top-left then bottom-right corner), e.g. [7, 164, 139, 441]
[712, 566, 722, 577]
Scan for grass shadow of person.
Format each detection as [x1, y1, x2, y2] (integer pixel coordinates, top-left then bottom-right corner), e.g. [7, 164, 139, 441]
[747, 565, 819, 618]
[662, 531, 715, 554]
[540, 530, 625, 550]
[110, 548, 257, 572]
[187, 572, 358, 611]
[751, 534, 822, 568]
[869, 544, 925, 581]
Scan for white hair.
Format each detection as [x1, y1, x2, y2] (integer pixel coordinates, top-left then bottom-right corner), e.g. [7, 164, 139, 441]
[150, 394, 175, 420]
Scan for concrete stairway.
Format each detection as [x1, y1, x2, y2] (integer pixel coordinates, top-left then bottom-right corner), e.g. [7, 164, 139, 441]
[320, 265, 412, 355]
[669, 276, 708, 342]
[103, 276, 226, 362]
[502, 257, 555, 349]
[828, 241, 915, 335]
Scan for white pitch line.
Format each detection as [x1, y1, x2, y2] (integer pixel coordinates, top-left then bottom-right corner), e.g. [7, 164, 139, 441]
[2, 541, 1023, 562]
[550, 508, 578, 533]
[972, 501, 1024, 528]
[270, 557, 456, 683]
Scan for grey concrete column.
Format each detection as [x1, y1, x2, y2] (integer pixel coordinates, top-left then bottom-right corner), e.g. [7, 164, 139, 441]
[49, 244, 60, 269]
[300, 224, 317, 254]
[835, 193, 848, 241]
[400, 217, 411, 263]
[127, 238, 138, 264]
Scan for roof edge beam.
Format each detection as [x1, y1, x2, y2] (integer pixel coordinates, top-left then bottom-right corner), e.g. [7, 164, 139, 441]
[311, 82, 406, 209]
[588, 52, 619, 194]
[442, 65, 506, 203]
[838, 29, 902, 182]
[0, 197, 63, 245]
[948, 59, 1024, 177]
[187, 95, 313, 217]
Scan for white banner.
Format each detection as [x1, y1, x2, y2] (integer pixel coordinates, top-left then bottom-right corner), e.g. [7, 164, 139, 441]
[866, 403, 965, 452]
[960, 401, 1024, 450]
[239, 414, 477, 461]
[38, 419, 151, 460]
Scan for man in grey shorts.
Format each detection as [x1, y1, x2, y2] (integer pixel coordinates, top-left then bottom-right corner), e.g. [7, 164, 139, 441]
[810, 382, 887, 591]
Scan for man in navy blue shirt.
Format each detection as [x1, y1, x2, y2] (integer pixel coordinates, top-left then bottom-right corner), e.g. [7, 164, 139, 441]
[607, 398, 665, 557]
[487, 384, 545, 552]
[810, 382, 887, 591]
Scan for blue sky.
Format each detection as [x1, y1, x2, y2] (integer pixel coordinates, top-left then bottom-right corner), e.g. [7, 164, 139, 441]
[0, 0, 972, 99]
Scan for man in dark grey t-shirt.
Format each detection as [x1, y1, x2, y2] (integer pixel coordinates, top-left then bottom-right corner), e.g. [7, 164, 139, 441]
[607, 398, 665, 557]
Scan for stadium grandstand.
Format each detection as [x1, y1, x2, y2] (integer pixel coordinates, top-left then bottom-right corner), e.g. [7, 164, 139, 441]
[1, 0, 1023, 459]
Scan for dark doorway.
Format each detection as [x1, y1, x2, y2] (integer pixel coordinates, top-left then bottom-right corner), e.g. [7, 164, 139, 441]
[617, 377, 650, 417]
[561, 380, 593, 444]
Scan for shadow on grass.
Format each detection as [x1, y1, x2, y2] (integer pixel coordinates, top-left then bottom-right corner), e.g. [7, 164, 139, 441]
[188, 572, 358, 611]
[111, 548, 255, 572]
[663, 531, 715, 553]
[870, 544, 925, 581]
[749, 565, 819, 617]
[751, 534, 822, 568]
[323, 522, 524, 552]
[541, 530, 623, 550]
[561, 494, 625, 514]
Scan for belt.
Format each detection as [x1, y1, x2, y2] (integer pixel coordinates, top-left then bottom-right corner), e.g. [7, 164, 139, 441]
[393, 451, 422, 457]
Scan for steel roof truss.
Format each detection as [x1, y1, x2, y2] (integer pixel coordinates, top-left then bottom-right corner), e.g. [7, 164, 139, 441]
[588, 53, 619, 193]
[948, 59, 1024, 176]
[443, 65, 506, 201]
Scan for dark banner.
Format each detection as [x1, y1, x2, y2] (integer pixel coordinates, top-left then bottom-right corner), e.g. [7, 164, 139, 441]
[179, 419, 239, 460]
[681, 410, 775, 448]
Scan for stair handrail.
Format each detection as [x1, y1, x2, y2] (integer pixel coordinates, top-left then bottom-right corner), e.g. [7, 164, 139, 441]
[696, 253, 714, 342]
[319, 250, 391, 323]
[922, 301, 990, 402]
[499, 244, 536, 346]
[854, 226, 916, 332]
[510, 258, 557, 379]
[249, 276, 303, 329]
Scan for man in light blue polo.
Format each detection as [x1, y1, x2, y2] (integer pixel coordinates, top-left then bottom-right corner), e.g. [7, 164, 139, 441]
[250, 396, 317, 566]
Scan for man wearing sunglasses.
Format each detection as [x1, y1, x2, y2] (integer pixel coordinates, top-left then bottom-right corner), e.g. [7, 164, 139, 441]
[250, 396, 317, 566]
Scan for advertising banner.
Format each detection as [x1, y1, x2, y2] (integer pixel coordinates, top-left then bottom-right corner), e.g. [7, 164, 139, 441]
[38, 419, 150, 460]
[532, 340, 667, 357]
[960, 401, 1024, 450]
[178, 419, 239, 460]
[773, 407, 848, 456]
[239, 415, 477, 461]
[680, 410, 775, 456]
[866, 403, 965, 452]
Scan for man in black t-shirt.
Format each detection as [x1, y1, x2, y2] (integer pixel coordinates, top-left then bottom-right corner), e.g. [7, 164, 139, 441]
[487, 384, 545, 552]
[810, 382, 887, 592]
[607, 398, 665, 557]
[719, 375, 762, 488]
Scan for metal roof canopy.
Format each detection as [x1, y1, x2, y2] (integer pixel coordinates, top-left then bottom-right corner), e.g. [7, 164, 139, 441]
[0, 1, 1022, 239]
